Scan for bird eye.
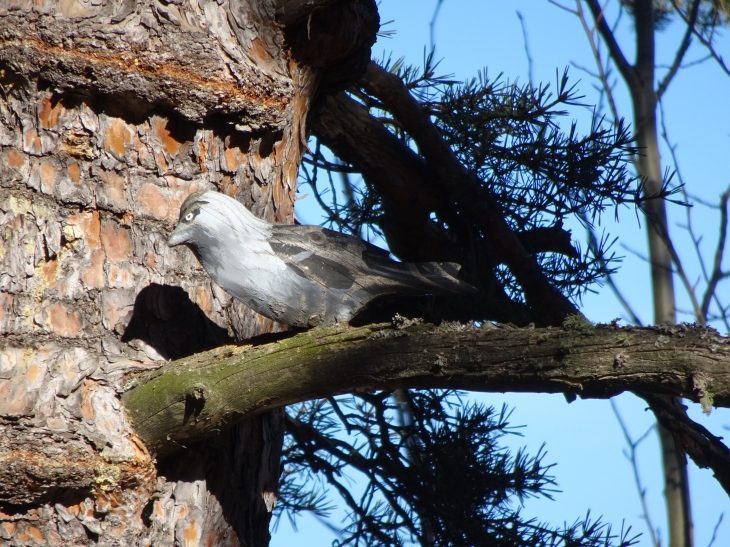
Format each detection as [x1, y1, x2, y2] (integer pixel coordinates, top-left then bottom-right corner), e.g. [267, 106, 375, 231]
[184, 212, 194, 222]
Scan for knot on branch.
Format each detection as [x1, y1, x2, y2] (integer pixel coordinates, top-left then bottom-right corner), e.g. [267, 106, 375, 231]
[183, 383, 209, 425]
[692, 373, 714, 415]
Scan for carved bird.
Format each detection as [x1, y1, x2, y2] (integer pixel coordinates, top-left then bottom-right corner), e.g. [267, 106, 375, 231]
[168, 191, 476, 327]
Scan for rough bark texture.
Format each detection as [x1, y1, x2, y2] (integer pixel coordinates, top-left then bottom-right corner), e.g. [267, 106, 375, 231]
[0, 0, 378, 544]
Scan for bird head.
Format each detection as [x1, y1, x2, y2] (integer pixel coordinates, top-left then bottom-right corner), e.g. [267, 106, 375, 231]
[168, 190, 272, 252]
[168, 191, 210, 248]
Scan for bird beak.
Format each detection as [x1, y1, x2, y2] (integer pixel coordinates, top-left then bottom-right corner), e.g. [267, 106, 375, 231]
[168, 224, 186, 247]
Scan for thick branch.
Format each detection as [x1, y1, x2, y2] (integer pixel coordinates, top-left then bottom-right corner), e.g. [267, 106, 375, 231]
[122, 322, 730, 457]
[311, 91, 532, 324]
[641, 393, 730, 497]
[358, 63, 579, 325]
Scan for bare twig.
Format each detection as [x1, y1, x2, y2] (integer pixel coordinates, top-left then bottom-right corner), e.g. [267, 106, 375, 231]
[707, 512, 724, 547]
[702, 186, 730, 321]
[429, 0, 445, 52]
[657, 0, 701, 98]
[574, 0, 629, 163]
[516, 11, 534, 85]
[611, 399, 660, 547]
[583, 0, 635, 86]
[672, 0, 730, 77]
[582, 214, 644, 325]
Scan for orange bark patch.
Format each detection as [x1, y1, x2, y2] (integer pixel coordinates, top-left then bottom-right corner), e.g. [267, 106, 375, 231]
[220, 175, 235, 196]
[24, 129, 41, 153]
[153, 500, 165, 517]
[247, 37, 274, 69]
[224, 145, 239, 172]
[27, 526, 43, 542]
[100, 221, 131, 262]
[137, 183, 170, 219]
[99, 170, 127, 208]
[68, 210, 102, 250]
[185, 519, 200, 543]
[42, 258, 58, 284]
[6, 150, 24, 169]
[39, 96, 61, 129]
[26, 363, 42, 383]
[14, 530, 29, 542]
[105, 118, 134, 157]
[67, 162, 81, 184]
[196, 137, 208, 172]
[154, 151, 168, 171]
[195, 286, 211, 315]
[79, 383, 95, 420]
[152, 117, 181, 157]
[82, 249, 106, 289]
[0, 294, 8, 323]
[145, 252, 157, 271]
[1, 522, 15, 535]
[39, 161, 56, 193]
[66, 504, 80, 517]
[49, 303, 81, 337]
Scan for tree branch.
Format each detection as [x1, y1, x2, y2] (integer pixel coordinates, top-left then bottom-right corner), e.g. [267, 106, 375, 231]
[657, 0, 701, 99]
[311, 91, 533, 325]
[358, 63, 580, 325]
[584, 0, 636, 87]
[641, 393, 730, 497]
[122, 322, 730, 459]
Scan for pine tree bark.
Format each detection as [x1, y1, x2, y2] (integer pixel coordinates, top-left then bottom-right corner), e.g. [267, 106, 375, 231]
[0, 0, 377, 544]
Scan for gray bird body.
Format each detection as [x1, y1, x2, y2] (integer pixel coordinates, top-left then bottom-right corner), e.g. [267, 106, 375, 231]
[168, 191, 476, 327]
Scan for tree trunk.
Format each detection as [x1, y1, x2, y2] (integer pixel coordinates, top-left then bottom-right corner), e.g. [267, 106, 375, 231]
[0, 0, 377, 544]
[632, 3, 693, 545]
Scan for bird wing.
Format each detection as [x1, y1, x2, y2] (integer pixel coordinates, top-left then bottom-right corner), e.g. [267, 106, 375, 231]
[268, 225, 476, 296]
[267, 225, 385, 292]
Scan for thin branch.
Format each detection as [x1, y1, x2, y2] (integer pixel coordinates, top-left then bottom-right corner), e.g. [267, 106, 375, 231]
[429, 0, 446, 53]
[672, 1, 730, 77]
[657, 0, 701, 98]
[516, 11, 534, 85]
[611, 400, 660, 547]
[707, 512, 724, 547]
[575, 1, 623, 130]
[548, 0, 578, 16]
[583, 0, 636, 86]
[701, 186, 730, 321]
[582, 213, 644, 325]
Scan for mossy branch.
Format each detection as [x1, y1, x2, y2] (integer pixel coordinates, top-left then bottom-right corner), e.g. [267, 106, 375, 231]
[122, 322, 730, 457]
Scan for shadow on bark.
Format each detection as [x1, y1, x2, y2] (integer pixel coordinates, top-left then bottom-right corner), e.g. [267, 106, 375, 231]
[123, 283, 284, 544]
[122, 283, 231, 361]
[152, 411, 285, 547]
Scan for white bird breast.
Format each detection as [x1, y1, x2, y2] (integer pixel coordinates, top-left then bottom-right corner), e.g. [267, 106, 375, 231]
[196, 195, 292, 302]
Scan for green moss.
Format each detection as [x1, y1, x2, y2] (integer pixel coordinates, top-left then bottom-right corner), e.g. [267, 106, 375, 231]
[556, 341, 573, 358]
[562, 314, 595, 336]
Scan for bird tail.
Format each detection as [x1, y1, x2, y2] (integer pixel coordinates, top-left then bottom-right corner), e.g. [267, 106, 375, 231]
[373, 261, 477, 295]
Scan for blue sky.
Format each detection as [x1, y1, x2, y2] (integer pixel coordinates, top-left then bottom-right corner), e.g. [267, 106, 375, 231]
[275, 2, 730, 545]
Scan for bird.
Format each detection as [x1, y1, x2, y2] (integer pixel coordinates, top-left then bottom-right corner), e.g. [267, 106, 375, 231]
[168, 191, 477, 328]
